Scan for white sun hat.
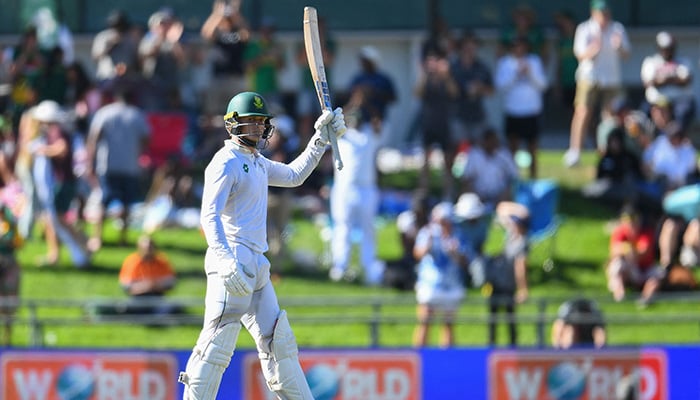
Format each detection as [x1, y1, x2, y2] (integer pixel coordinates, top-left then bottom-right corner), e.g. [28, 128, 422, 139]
[32, 100, 65, 124]
[454, 192, 486, 220]
[359, 45, 381, 66]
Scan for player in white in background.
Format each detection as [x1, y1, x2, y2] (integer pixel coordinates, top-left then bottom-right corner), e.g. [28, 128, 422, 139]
[329, 88, 384, 285]
[179, 91, 345, 400]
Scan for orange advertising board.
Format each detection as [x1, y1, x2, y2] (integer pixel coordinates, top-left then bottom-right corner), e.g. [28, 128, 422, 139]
[489, 349, 668, 400]
[1, 351, 178, 400]
[243, 351, 421, 400]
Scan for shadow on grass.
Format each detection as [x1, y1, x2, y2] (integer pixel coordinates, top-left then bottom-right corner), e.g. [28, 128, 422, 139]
[529, 257, 603, 289]
[558, 186, 618, 220]
[154, 242, 206, 256]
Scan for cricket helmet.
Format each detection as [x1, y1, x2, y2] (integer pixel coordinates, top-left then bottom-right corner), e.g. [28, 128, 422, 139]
[224, 92, 275, 149]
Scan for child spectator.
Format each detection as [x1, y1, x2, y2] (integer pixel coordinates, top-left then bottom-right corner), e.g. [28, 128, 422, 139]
[484, 201, 530, 347]
[412, 202, 467, 348]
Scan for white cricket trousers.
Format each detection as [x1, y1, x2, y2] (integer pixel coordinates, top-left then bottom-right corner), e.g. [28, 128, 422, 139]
[330, 185, 380, 283]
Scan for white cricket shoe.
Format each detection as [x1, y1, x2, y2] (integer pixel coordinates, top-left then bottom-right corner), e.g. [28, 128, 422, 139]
[329, 267, 345, 282]
[563, 148, 580, 168]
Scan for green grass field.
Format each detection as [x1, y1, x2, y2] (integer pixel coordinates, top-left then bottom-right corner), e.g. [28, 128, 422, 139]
[10, 150, 700, 349]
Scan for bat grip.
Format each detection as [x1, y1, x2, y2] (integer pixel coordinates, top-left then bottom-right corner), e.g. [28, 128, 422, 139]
[328, 126, 344, 171]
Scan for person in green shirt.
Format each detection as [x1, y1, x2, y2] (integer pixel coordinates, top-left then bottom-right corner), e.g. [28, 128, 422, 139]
[244, 17, 285, 104]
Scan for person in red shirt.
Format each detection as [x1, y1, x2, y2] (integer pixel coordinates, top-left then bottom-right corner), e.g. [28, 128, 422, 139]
[606, 205, 663, 304]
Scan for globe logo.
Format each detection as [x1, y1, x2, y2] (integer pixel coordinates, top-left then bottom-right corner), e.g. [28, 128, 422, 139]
[56, 364, 95, 400]
[306, 363, 340, 400]
[547, 361, 586, 400]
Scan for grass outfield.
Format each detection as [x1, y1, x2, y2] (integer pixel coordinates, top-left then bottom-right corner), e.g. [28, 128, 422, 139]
[11, 150, 700, 349]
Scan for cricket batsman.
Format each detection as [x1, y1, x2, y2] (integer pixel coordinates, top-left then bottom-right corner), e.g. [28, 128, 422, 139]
[179, 91, 345, 399]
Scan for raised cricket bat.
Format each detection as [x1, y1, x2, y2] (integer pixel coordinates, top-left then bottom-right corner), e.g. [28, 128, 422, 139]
[303, 6, 344, 170]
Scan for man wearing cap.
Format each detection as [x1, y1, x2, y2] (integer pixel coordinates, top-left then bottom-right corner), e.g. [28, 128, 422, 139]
[640, 31, 695, 130]
[564, 0, 630, 168]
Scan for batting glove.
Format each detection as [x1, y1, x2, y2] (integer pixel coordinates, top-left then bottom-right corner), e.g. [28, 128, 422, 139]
[218, 259, 253, 297]
[314, 108, 346, 146]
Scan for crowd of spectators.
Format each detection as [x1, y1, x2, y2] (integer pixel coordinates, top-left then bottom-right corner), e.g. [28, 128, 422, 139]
[0, 0, 698, 348]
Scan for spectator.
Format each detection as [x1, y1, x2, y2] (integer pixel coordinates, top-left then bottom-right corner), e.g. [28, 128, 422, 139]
[616, 372, 640, 400]
[642, 121, 697, 193]
[138, 155, 201, 234]
[606, 205, 663, 303]
[329, 90, 384, 285]
[200, 0, 250, 117]
[552, 10, 578, 116]
[119, 235, 177, 302]
[551, 297, 606, 349]
[35, 45, 67, 104]
[388, 190, 431, 291]
[498, 4, 547, 61]
[415, 45, 459, 200]
[85, 87, 150, 252]
[138, 7, 186, 111]
[30, 100, 90, 268]
[347, 46, 397, 141]
[120, 235, 175, 292]
[564, 0, 630, 168]
[179, 41, 212, 122]
[640, 31, 695, 130]
[660, 184, 700, 268]
[244, 17, 285, 104]
[0, 153, 22, 346]
[596, 96, 631, 155]
[9, 27, 43, 134]
[31, 7, 75, 66]
[582, 128, 647, 210]
[0, 45, 12, 114]
[649, 95, 676, 136]
[453, 192, 490, 262]
[623, 110, 655, 158]
[495, 36, 548, 179]
[485, 201, 530, 347]
[14, 99, 42, 239]
[412, 202, 467, 348]
[261, 103, 298, 276]
[449, 31, 494, 147]
[457, 127, 519, 212]
[658, 214, 695, 268]
[91, 9, 140, 83]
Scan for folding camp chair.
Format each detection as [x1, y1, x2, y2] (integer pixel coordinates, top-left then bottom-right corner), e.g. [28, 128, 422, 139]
[514, 179, 561, 271]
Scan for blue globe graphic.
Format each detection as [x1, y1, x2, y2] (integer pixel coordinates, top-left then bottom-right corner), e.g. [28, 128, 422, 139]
[56, 365, 95, 400]
[306, 364, 340, 400]
[546, 361, 586, 400]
